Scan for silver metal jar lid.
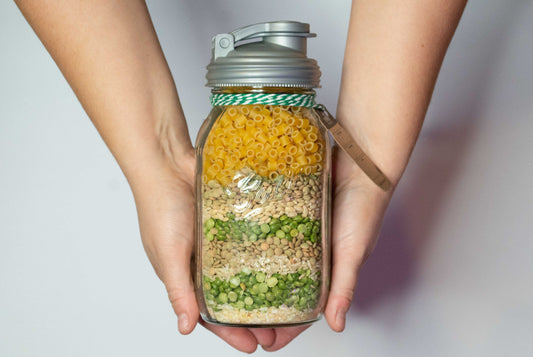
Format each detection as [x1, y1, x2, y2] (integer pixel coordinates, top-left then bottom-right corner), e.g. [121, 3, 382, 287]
[206, 21, 321, 88]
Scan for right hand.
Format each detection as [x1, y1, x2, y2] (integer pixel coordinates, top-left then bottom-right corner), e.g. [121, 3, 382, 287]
[131, 148, 279, 352]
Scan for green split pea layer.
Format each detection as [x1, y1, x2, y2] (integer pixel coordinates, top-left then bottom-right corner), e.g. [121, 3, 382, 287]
[204, 213, 321, 243]
[204, 269, 320, 312]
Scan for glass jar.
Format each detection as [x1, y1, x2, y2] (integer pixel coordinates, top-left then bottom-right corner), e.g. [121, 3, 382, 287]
[195, 87, 331, 326]
[194, 21, 332, 327]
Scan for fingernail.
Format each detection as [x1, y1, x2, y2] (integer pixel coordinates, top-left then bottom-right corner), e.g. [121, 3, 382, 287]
[178, 314, 189, 332]
[335, 308, 346, 330]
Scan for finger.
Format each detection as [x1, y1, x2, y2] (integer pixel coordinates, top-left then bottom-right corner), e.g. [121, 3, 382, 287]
[262, 325, 310, 352]
[325, 185, 389, 332]
[136, 180, 199, 335]
[161, 238, 199, 335]
[199, 320, 258, 353]
[156, 234, 199, 335]
[249, 328, 276, 349]
[324, 236, 364, 332]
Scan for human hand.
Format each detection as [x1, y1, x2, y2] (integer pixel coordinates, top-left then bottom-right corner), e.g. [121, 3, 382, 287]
[132, 148, 315, 353]
[261, 148, 393, 351]
[323, 148, 392, 331]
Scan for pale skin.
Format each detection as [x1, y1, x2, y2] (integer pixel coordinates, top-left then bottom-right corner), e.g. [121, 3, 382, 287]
[15, 0, 467, 353]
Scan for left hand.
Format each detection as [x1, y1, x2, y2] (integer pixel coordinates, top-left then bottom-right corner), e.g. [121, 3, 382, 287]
[262, 148, 393, 351]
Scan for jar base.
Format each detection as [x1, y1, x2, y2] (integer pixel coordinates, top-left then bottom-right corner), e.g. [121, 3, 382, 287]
[200, 312, 322, 329]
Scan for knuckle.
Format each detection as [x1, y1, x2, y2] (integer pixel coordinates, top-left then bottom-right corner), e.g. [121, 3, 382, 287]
[333, 286, 356, 303]
[166, 286, 190, 310]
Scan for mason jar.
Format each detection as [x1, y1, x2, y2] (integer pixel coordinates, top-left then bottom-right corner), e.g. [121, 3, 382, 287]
[195, 21, 332, 327]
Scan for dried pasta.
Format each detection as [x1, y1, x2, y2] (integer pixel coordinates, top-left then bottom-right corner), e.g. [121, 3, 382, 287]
[203, 104, 325, 183]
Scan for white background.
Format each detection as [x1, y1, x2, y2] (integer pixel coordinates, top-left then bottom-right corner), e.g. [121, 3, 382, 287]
[1, 1, 532, 356]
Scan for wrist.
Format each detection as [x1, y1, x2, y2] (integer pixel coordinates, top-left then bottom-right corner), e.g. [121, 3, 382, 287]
[335, 98, 418, 192]
[333, 146, 396, 201]
[123, 146, 195, 198]
[112, 112, 195, 197]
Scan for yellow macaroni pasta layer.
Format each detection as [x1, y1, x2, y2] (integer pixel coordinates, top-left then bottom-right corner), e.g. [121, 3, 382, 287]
[203, 104, 325, 185]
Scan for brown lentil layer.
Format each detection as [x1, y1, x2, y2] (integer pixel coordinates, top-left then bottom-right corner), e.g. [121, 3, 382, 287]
[202, 235, 322, 280]
[203, 171, 322, 223]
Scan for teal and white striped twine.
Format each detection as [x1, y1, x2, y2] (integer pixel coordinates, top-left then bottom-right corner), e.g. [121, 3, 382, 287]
[210, 92, 318, 108]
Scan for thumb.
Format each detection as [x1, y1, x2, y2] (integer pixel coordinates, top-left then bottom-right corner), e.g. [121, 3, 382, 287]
[160, 238, 199, 335]
[325, 185, 390, 332]
[134, 174, 199, 335]
[324, 237, 365, 332]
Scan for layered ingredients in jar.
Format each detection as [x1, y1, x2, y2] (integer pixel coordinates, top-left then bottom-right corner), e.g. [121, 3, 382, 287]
[201, 104, 325, 325]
